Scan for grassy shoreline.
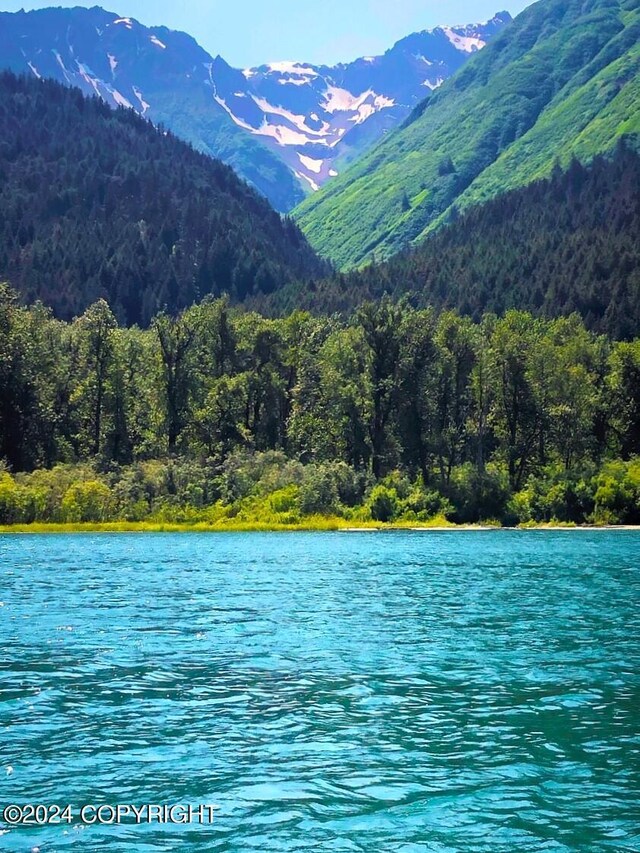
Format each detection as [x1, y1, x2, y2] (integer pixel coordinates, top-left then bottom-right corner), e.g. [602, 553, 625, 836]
[0, 520, 638, 534]
[0, 518, 452, 534]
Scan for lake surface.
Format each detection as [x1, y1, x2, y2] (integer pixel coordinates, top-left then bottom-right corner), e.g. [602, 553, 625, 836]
[1, 531, 639, 852]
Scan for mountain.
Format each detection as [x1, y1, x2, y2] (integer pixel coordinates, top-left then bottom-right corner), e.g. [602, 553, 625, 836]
[0, 6, 510, 210]
[0, 6, 304, 211]
[0, 72, 325, 326]
[263, 142, 640, 339]
[295, 0, 640, 268]
[211, 13, 511, 193]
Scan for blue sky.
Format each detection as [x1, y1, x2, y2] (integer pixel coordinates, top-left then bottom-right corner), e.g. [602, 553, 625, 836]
[0, 1, 534, 66]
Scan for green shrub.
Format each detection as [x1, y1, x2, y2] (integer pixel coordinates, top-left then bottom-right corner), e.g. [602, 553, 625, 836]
[449, 464, 511, 524]
[332, 463, 370, 507]
[299, 466, 339, 515]
[592, 460, 640, 525]
[367, 485, 399, 522]
[0, 473, 29, 524]
[61, 480, 114, 523]
[14, 464, 97, 522]
[269, 486, 300, 515]
[379, 471, 412, 500]
[508, 489, 532, 524]
[220, 450, 303, 503]
[401, 487, 453, 521]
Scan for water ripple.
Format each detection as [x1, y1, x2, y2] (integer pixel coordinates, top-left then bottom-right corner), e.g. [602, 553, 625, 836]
[0, 531, 639, 851]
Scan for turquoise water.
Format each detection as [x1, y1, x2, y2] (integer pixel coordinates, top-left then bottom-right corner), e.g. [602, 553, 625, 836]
[0, 531, 639, 852]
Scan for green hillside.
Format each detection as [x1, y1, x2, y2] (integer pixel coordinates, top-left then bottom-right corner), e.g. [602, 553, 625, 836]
[264, 143, 640, 340]
[0, 73, 325, 326]
[295, 0, 640, 269]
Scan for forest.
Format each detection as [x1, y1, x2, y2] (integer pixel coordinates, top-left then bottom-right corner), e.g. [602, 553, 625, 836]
[1, 284, 639, 528]
[267, 144, 640, 340]
[0, 72, 324, 326]
[3, 73, 640, 344]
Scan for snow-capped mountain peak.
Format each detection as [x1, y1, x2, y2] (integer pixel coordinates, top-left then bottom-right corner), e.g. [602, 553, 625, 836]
[0, 6, 512, 207]
[212, 12, 512, 189]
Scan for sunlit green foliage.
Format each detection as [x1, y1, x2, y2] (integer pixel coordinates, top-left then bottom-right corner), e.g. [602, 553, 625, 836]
[1, 286, 638, 527]
[295, 0, 640, 269]
[270, 145, 640, 340]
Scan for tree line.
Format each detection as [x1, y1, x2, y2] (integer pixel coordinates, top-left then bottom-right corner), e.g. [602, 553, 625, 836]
[1, 285, 639, 526]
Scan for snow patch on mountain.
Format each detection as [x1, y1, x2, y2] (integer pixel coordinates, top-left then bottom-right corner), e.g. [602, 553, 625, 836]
[353, 102, 375, 122]
[423, 77, 444, 90]
[278, 76, 310, 87]
[259, 121, 325, 147]
[295, 171, 320, 192]
[105, 84, 133, 109]
[213, 93, 256, 132]
[76, 61, 102, 97]
[267, 61, 318, 77]
[441, 27, 485, 52]
[323, 86, 368, 113]
[298, 154, 324, 174]
[149, 35, 166, 49]
[251, 96, 318, 135]
[53, 50, 71, 82]
[133, 86, 150, 114]
[112, 17, 133, 29]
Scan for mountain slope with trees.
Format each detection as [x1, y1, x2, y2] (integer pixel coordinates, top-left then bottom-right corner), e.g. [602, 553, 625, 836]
[295, 0, 640, 268]
[0, 72, 325, 325]
[0, 6, 305, 211]
[264, 143, 640, 340]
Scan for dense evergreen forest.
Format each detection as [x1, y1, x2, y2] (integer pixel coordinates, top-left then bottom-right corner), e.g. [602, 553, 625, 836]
[1, 284, 639, 527]
[0, 73, 325, 326]
[267, 145, 640, 340]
